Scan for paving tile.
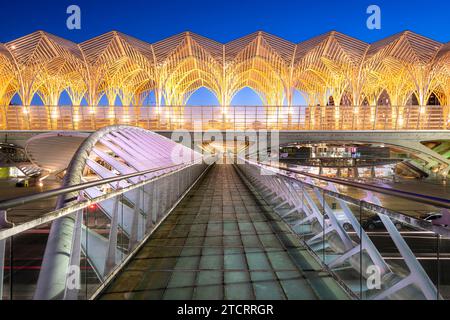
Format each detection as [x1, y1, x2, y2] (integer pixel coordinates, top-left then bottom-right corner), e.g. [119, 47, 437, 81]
[99, 165, 349, 300]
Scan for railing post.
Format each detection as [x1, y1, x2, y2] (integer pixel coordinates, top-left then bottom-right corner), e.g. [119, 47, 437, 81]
[395, 106, 399, 130]
[308, 106, 312, 130]
[146, 106, 150, 130]
[145, 182, 154, 230]
[104, 192, 120, 276]
[160, 176, 168, 217]
[0, 209, 10, 301]
[201, 107, 204, 131]
[436, 233, 441, 300]
[445, 105, 449, 130]
[171, 173, 177, 204]
[277, 106, 280, 130]
[321, 189, 326, 262]
[416, 106, 421, 130]
[129, 186, 142, 250]
[373, 105, 377, 130]
[351, 106, 355, 130]
[244, 106, 247, 130]
[0, 237, 4, 300]
[233, 106, 236, 131]
[354, 201, 362, 299]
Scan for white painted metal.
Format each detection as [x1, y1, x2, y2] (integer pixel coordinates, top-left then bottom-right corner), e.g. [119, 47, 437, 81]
[237, 158, 442, 300]
[33, 125, 207, 300]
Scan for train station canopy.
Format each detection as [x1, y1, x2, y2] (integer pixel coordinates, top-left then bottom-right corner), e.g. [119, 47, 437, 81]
[0, 30, 449, 106]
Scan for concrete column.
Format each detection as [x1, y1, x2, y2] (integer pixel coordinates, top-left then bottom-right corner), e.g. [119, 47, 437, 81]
[0, 239, 5, 299]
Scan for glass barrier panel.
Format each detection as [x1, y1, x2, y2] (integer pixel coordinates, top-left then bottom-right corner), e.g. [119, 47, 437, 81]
[10, 221, 52, 300]
[1, 237, 11, 300]
[83, 196, 111, 298]
[326, 198, 363, 299]
[363, 210, 417, 299]
[438, 233, 450, 299]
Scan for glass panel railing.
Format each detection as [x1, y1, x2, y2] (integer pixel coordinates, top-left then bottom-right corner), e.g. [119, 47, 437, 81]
[0, 161, 211, 300]
[1, 237, 11, 300]
[326, 199, 363, 299]
[9, 221, 52, 299]
[438, 234, 450, 299]
[6, 105, 450, 131]
[237, 158, 449, 300]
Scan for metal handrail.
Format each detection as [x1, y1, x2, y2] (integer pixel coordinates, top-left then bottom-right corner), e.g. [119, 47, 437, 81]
[238, 157, 445, 300]
[263, 161, 450, 209]
[240, 158, 450, 237]
[0, 162, 194, 211]
[1, 105, 449, 131]
[0, 158, 208, 240]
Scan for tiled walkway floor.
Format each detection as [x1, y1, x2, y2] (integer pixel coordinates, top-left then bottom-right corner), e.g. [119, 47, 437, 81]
[99, 165, 349, 300]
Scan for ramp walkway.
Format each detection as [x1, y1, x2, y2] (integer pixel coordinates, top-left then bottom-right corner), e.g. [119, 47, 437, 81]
[98, 164, 349, 300]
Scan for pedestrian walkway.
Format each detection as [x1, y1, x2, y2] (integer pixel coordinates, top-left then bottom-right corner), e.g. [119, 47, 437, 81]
[98, 164, 350, 300]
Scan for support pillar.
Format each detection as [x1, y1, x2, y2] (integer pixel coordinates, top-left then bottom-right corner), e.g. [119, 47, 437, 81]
[1, 211, 13, 300]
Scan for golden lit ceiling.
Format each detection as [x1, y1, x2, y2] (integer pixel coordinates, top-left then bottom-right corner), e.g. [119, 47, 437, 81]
[0, 30, 448, 106]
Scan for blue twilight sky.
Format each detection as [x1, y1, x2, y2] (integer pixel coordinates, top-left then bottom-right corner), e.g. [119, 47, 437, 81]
[1, 0, 449, 105]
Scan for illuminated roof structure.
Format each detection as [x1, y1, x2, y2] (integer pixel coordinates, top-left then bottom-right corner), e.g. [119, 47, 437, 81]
[0, 30, 448, 107]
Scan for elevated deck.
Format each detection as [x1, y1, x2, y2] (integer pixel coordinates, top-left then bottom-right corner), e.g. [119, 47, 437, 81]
[98, 165, 349, 300]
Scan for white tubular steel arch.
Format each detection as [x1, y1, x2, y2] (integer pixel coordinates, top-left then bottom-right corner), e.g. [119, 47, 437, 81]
[34, 125, 205, 300]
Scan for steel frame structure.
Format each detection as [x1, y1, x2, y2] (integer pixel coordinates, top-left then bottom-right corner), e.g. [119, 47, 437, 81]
[0, 124, 449, 299]
[236, 158, 447, 300]
[0, 30, 448, 107]
[0, 125, 210, 300]
[34, 125, 205, 299]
